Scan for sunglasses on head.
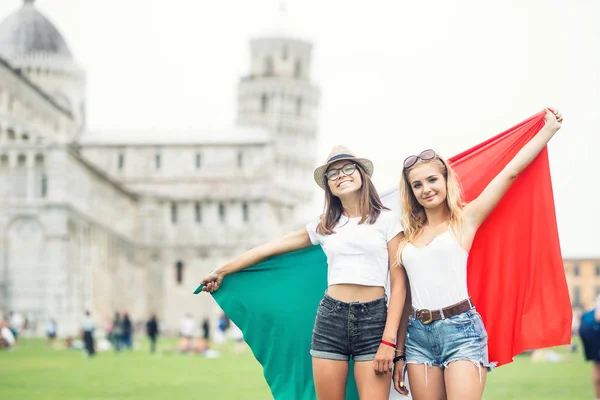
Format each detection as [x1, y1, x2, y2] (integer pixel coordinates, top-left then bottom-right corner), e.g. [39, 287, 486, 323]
[403, 149, 442, 169]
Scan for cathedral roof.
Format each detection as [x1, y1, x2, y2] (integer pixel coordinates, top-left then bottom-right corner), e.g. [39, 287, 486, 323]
[0, 0, 73, 61]
[0, 55, 72, 117]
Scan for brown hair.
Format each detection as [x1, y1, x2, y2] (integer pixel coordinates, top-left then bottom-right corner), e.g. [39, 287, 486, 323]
[317, 164, 389, 235]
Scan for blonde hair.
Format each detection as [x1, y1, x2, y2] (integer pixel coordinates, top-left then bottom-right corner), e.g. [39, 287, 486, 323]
[397, 154, 465, 260]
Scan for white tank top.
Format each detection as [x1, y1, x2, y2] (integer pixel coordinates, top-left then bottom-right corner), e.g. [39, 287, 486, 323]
[401, 228, 470, 310]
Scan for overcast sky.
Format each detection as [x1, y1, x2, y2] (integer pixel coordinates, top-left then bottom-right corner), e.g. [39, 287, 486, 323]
[0, 0, 597, 257]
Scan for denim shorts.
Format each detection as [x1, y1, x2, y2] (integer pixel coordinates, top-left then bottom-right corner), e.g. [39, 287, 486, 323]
[405, 308, 496, 371]
[310, 293, 387, 361]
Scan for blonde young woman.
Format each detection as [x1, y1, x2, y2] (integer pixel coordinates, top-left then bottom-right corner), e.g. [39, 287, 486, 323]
[200, 146, 408, 400]
[392, 109, 563, 400]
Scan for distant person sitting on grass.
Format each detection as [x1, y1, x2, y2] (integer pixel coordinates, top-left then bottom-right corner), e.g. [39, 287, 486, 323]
[178, 313, 195, 353]
[195, 318, 210, 353]
[579, 294, 600, 400]
[0, 318, 16, 349]
[8, 311, 22, 344]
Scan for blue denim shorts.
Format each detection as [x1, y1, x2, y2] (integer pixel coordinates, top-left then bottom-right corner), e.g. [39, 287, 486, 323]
[405, 308, 496, 371]
[310, 293, 387, 361]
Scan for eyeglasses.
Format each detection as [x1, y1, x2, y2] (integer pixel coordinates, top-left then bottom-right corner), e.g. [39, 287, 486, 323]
[324, 163, 357, 181]
[403, 149, 438, 169]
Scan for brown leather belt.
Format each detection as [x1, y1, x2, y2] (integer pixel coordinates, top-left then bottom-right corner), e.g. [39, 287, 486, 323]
[413, 298, 473, 325]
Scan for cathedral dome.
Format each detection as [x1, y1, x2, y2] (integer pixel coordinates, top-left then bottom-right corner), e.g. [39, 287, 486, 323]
[0, 0, 72, 61]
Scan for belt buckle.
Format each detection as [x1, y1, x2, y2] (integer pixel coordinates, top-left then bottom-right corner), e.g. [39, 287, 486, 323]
[418, 309, 433, 325]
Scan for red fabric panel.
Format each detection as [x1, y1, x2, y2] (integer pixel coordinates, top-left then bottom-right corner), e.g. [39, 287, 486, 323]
[449, 111, 572, 365]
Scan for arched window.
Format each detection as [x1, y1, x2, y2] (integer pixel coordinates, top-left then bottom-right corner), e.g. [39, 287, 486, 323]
[237, 152, 243, 168]
[35, 154, 44, 166]
[15, 154, 27, 198]
[242, 202, 249, 222]
[171, 203, 178, 224]
[176, 261, 184, 285]
[195, 153, 201, 169]
[195, 202, 202, 223]
[261, 94, 268, 113]
[35, 154, 46, 198]
[41, 175, 48, 198]
[118, 153, 125, 170]
[17, 154, 26, 167]
[573, 286, 581, 306]
[219, 203, 226, 222]
[294, 59, 302, 78]
[296, 98, 302, 116]
[264, 57, 274, 77]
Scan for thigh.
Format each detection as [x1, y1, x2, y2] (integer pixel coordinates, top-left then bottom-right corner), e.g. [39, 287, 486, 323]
[444, 360, 486, 400]
[312, 357, 348, 400]
[407, 363, 446, 400]
[354, 360, 391, 400]
[311, 298, 350, 359]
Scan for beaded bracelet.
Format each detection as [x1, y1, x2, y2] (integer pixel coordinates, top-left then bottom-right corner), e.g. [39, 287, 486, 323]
[393, 355, 406, 363]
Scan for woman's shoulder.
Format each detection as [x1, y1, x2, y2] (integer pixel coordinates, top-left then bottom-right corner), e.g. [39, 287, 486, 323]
[376, 208, 400, 224]
[307, 215, 323, 226]
[305, 215, 325, 240]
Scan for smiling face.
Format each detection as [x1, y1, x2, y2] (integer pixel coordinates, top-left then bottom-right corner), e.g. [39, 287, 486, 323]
[406, 160, 447, 209]
[326, 160, 363, 199]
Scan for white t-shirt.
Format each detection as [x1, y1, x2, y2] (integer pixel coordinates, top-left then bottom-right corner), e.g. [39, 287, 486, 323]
[306, 210, 402, 288]
[81, 315, 95, 332]
[1, 327, 15, 346]
[181, 316, 195, 337]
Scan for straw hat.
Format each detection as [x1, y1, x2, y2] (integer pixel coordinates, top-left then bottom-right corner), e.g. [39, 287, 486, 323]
[313, 145, 374, 190]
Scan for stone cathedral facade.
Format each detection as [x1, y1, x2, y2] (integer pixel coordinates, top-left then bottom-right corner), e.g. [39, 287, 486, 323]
[0, 0, 320, 335]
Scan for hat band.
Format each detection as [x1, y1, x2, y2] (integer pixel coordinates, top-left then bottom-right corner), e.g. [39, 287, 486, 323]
[327, 153, 356, 163]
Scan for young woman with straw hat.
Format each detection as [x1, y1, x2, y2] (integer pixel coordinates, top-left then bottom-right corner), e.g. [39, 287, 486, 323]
[200, 145, 407, 399]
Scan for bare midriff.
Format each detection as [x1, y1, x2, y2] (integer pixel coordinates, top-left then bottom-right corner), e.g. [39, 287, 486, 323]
[326, 284, 385, 303]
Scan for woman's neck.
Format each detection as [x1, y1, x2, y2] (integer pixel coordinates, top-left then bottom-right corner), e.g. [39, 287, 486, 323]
[340, 195, 361, 218]
[424, 204, 451, 227]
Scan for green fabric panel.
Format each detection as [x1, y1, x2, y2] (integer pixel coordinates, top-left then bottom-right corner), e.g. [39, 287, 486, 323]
[198, 246, 359, 400]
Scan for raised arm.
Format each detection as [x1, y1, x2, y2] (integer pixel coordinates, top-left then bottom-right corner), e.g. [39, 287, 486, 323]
[464, 108, 563, 236]
[200, 228, 313, 292]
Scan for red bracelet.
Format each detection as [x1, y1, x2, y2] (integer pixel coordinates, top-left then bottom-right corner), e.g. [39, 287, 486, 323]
[381, 340, 396, 349]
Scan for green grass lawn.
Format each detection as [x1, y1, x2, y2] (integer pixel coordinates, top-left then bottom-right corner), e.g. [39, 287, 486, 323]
[0, 338, 592, 399]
